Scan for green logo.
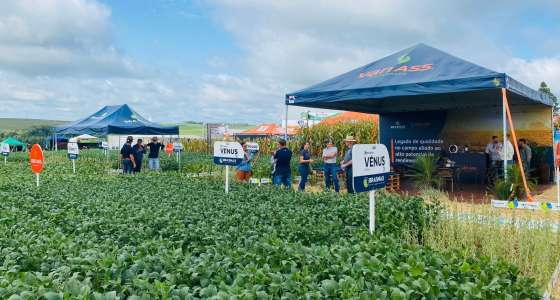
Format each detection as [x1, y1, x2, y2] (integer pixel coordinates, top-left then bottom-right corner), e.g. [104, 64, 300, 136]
[493, 78, 501, 87]
[363, 178, 369, 189]
[397, 55, 411, 64]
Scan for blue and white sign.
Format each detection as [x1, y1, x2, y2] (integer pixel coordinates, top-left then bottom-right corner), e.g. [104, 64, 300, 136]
[246, 142, 259, 154]
[352, 144, 390, 193]
[67, 142, 79, 160]
[101, 141, 109, 149]
[173, 142, 183, 153]
[1, 143, 9, 157]
[213, 141, 244, 166]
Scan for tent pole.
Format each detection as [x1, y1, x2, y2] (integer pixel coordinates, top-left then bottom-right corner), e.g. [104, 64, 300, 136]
[502, 91, 507, 180]
[284, 104, 288, 140]
[54, 132, 58, 151]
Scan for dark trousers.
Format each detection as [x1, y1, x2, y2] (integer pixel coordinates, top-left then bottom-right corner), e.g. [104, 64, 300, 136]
[324, 163, 339, 192]
[273, 173, 292, 188]
[134, 157, 143, 173]
[298, 165, 310, 191]
[345, 168, 354, 193]
[122, 159, 133, 174]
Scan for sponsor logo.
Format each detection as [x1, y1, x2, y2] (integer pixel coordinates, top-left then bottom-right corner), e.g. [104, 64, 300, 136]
[363, 178, 369, 189]
[359, 64, 433, 78]
[397, 55, 411, 64]
[493, 78, 501, 87]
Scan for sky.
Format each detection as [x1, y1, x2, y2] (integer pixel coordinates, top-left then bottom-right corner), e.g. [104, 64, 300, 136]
[0, 0, 559, 123]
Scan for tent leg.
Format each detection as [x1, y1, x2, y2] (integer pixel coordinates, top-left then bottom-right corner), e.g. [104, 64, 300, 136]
[284, 104, 288, 140]
[502, 93, 507, 180]
[54, 132, 58, 151]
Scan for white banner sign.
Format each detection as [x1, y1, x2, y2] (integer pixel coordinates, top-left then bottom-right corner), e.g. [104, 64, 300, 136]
[1, 143, 9, 156]
[352, 144, 390, 192]
[213, 141, 244, 165]
[246, 142, 260, 152]
[67, 142, 79, 159]
[101, 141, 109, 149]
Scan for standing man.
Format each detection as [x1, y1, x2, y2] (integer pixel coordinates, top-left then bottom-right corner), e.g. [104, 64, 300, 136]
[322, 139, 339, 192]
[298, 142, 313, 191]
[120, 136, 135, 174]
[340, 135, 356, 193]
[273, 139, 292, 188]
[236, 141, 253, 182]
[132, 139, 145, 173]
[519, 138, 532, 173]
[147, 137, 164, 171]
[485, 136, 502, 183]
[502, 134, 515, 171]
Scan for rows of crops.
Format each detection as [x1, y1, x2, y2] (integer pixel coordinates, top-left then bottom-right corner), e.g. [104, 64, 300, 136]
[0, 151, 544, 299]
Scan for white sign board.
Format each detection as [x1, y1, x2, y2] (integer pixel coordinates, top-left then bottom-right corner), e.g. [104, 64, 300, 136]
[352, 144, 390, 192]
[246, 142, 260, 153]
[213, 141, 244, 165]
[173, 142, 183, 152]
[101, 141, 109, 149]
[67, 142, 79, 160]
[1, 143, 9, 157]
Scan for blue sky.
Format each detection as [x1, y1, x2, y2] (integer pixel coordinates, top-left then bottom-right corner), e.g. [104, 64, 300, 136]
[0, 0, 559, 123]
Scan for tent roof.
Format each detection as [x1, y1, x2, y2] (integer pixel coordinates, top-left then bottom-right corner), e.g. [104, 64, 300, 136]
[55, 104, 179, 135]
[319, 112, 378, 125]
[286, 43, 553, 113]
[236, 123, 298, 137]
[1, 137, 25, 146]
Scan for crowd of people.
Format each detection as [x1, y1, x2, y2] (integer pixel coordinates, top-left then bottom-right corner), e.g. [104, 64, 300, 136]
[234, 135, 357, 193]
[485, 134, 532, 184]
[120, 136, 164, 174]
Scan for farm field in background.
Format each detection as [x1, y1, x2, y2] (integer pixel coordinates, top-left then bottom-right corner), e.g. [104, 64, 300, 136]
[0, 118, 65, 132]
[0, 150, 558, 299]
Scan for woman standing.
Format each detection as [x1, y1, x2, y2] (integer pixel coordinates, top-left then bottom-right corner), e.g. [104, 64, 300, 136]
[236, 141, 253, 182]
[298, 142, 313, 191]
[132, 139, 145, 173]
[322, 139, 339, 192]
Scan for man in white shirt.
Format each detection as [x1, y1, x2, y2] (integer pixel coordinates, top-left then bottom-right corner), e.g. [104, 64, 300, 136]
[501, 134, 515, 163]
[322, 139, 339, 192]
[485, 136, 502, 183]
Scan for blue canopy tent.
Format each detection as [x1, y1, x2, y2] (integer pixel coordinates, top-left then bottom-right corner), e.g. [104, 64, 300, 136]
[286, 43, 554, 191]
[55, 104, 179, 136]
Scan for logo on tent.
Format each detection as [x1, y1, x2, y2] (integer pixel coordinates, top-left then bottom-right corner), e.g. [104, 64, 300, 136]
[397, 55, 411, 64]
[493, 78, 501, 87]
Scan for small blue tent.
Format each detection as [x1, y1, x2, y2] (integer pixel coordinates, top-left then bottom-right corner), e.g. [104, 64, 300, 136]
[286, 43, 552, 112]
[55, 104, 179, 135]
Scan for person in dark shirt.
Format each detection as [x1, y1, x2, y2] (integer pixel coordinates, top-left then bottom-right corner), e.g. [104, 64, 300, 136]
[298, 142, 313, 191]
[147, 137, 164, 171]
[120, 136, 135, 174]
[132, 139, 145, 173]
[273, 139, 292, 188]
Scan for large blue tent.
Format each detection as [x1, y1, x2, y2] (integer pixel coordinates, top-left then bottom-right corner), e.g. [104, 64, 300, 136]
[55, 104, 179, 136]
[286, 43, 552, 112]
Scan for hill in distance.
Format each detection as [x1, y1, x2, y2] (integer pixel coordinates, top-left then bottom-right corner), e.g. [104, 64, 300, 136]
[0, 118, 66, 132]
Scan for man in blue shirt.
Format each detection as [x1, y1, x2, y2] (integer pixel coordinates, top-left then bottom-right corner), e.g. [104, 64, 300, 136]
[120, 136, 135, 174]
[273, 139, 292, 188]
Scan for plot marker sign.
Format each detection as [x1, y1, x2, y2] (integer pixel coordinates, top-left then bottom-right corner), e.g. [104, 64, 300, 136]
[213, 141, 244, 194]
[1, 143, 9, 164]
[29, 144, 44, 187]
[352, 144, 390, 234]
[67, 142, 79, 174]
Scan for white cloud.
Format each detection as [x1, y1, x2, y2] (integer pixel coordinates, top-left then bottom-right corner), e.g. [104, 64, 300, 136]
[505, 57, 560, 94]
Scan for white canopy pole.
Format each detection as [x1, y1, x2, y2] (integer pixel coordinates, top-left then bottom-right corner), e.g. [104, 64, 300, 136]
[502, 93, 508, 180]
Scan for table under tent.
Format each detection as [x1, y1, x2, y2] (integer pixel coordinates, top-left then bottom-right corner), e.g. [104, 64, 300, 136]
[286, 43, 554, 201]
[54, 104, 179, 151]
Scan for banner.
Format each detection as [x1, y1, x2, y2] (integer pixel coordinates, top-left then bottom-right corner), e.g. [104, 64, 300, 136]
[352, 144, 390, 192]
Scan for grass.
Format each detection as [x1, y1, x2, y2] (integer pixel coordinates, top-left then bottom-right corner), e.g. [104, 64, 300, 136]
[0, 118, 65, 132]
[410, 188, 560, 294]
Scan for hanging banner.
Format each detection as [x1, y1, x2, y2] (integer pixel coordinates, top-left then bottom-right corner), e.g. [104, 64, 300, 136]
[352, 144, 390, 193]
[1, 143, 9, 157]
[213, 141, 244, 165]
[67, 142, 79, 160]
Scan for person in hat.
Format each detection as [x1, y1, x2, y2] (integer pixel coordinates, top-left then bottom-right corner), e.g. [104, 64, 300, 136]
[322, 138, 339, 193]
[340, 135, 356, 193]
[147, 136, 164, 171]
[120, 136, 136, 174]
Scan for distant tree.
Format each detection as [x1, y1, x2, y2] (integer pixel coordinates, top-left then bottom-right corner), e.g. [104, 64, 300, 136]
[539, 82, 559, 113]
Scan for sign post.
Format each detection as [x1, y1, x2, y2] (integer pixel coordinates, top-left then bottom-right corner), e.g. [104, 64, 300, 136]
[67, 142, 79, 174]
[213, 141, 244, 194]
[173, 142, 183, 165]
[352, 144, 390, 234]
[1, 143, 9, 165]
[101, 141, 109, 160]
[29, 144, 44, 187]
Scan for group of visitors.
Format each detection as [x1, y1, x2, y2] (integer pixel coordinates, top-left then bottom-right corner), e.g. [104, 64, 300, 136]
[120, 136, 164, 174]
[485, 134, 532, 183]
[235, 135, 357, 193]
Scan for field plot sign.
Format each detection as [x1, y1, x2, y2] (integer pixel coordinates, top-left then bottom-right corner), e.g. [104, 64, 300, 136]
[67, 142, 79, 174]
[165, 143, 173, 155]
[1, 143, 9, 164]
[213, 141, 244, 194]
[352, 144, 390, 234]
[246, 142, 259, 154]
[173, 142, 183, 164]
[29, 144, 44, 187]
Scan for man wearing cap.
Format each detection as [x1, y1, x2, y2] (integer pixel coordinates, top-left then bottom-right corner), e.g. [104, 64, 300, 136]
[147, 137, 164, 171]
[120, 136, 136, 174]
[340, 135, 356, 193]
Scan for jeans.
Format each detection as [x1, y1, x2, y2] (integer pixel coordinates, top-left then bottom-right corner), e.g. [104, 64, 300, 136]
[148, 158, 160, 171]
[273, 173, 292, 188]
[298, 165, 310, 191]
[345, 167, 354, 193]
[134, 157, 143, 173]
[122, 159, 133, 174]
[324, 163, 339, 192]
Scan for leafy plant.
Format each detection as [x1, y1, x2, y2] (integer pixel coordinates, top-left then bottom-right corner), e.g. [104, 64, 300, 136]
[409, 155, 442, 189]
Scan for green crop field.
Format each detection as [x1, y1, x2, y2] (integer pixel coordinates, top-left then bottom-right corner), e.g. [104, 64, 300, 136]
[177, 122, 254, 137]
[0, 118, 65, 132]
[0, 150, 557, 299]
